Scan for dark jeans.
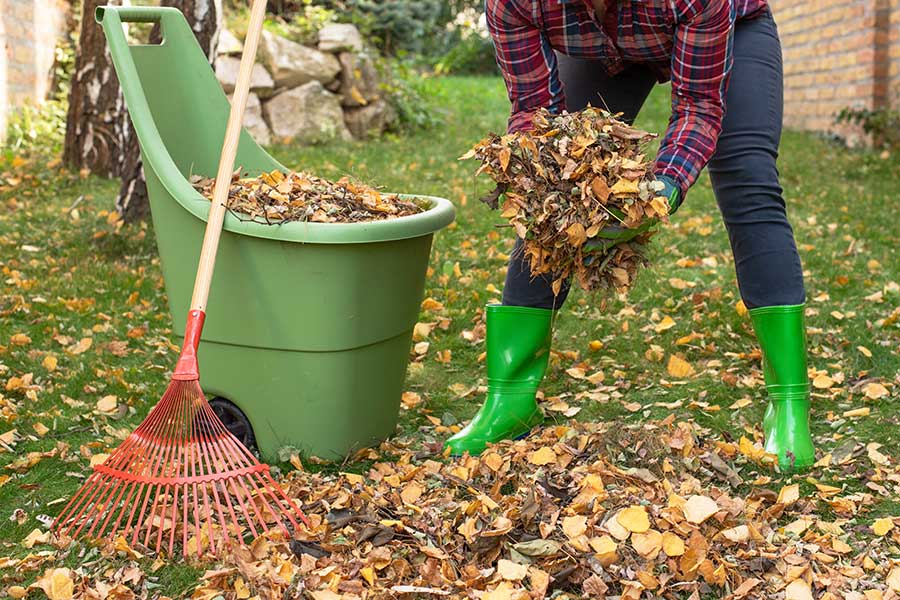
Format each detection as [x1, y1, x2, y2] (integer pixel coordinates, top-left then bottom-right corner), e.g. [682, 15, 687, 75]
[502, 10, 806, 311]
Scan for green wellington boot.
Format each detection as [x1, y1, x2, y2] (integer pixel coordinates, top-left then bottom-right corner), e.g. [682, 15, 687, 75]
[445, 305, 553, 456]
[750, 304, 816, 471]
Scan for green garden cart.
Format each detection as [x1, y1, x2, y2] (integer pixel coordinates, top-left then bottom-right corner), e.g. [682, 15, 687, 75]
[97, 6, 455, 460]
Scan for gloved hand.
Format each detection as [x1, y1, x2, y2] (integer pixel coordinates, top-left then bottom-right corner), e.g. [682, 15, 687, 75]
[584, 175, 681, 255]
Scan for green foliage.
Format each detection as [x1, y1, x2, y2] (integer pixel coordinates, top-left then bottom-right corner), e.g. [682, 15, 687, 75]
[435, 32, 497, 76]
[836, 100, 900, 151]
[4, 41, 73, 156]
[378, 59, 447, 132]
[264, 0, 337, 46]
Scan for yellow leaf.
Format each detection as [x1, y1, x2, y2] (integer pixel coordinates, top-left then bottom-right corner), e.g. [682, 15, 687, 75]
[617, 505, 650, 533]
[90, 453, 109, 467]
[683, 495, 719, 524]
[887, 566, 900, 592]
[654, 316, 676, 333]
[22, 528, 50, 548]
[33, 423, 49, 437]
[96, 395, 118, 413]
[360, 566, 376, 586]
[730, 398, 752, 410]
[8, 586, 26, 599]
[67, 337, 92, 355]
[234, 577, 251, 600]
[666, 355, 695, 379]
[35, 568, 74, 600]
[843, 407, 871, 418]
[872, 517, 894, 536]
[784, 579, 814, 600]
[400, 483, 423, 505]
[497, 559, 528, 581]
[719, 525, 750, 543]
[631, 529, 662, 559]
[42, 355, 58, 371]
[562, 515, 587, 539]
[735, 300, 748, 317]
[812, 374, 834, 389]
[661, 532, 685, 556]
[832, 537, 852, 553]
[590, 535, 619, 566]
[858, 345, 873, 358]
[529, 446, 557, 466]
[10, 333, 31, 346]
[777, 484, 800, 506]
[420, 298, 445, 312]
[566, 223, 587, 247]
[863, 382, 889, 400]
[588, 340, 603, 351]
[610, 178, 640, 196]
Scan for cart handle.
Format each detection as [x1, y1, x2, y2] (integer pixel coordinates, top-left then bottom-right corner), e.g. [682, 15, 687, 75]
[96, 6, 166, 24]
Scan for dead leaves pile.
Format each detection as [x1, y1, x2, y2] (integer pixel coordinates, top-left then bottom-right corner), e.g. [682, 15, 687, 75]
[259, 420, 900, 600]
[461, 108, 670, 294]
[191, 170, 424, 224]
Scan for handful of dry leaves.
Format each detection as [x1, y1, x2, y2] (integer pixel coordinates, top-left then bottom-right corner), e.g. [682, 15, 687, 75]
[462, 107, 670, 294]
[191, 170, 424, 224]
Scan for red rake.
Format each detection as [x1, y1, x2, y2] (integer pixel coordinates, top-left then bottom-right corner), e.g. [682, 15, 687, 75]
[54, 0, 308, 557]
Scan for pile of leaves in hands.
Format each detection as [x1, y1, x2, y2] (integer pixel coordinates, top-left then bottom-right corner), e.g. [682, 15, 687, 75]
[6, 420, 899, 599]
[462, 107, 670, 294]
[190, 170, 425, 224]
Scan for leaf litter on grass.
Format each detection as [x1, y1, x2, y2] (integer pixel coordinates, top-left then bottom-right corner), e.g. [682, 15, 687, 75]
[190, 170, 424, 224]
[461, 107, 670, 294]
[12, 420, 899, 600]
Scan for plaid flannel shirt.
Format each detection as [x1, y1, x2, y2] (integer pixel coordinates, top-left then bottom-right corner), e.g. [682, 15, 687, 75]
[486, 0, 768, 196]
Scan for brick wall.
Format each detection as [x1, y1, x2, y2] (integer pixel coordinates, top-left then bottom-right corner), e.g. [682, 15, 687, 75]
[0, 0, 69, 141]
[771, 0, 900, 141]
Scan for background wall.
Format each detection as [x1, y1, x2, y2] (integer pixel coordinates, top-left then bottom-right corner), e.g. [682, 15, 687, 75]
[771, 0, 899, 142]
[0, 0, 69, 141]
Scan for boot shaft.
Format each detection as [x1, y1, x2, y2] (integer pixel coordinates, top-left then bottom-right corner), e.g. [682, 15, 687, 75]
[486, 305, 554, 386]
[749, 304, 809, 392]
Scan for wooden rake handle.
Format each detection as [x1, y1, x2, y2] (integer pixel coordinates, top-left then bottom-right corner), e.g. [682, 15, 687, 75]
[189, 0, 268, 312]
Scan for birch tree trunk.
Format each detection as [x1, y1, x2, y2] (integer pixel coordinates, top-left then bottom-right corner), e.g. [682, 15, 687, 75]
[63, 0, 130, 178]
[116, 0, 221, 222]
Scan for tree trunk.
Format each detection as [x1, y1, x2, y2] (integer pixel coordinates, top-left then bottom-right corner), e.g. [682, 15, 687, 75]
[116, 0, 221, 222]
[63, 0, 130, 178]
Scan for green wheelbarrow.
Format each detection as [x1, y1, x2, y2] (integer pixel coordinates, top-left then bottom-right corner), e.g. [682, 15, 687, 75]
[97, 6, 455, 461]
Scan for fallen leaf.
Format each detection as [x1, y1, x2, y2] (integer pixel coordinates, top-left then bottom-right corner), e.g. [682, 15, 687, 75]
[497, 559, 528, 581]
[662, 532, 685, 556]
[529, 446, 557, 466]
[683, 495, 719, 524]
[863, 382, 889, 400]
[617, 505, 650, 533]
[665, 354, 695, 379]
[777, 484, 800, 505]
[872, 517, 894, 536]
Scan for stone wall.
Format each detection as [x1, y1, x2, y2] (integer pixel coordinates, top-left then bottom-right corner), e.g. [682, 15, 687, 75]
[0, 0, 69, 141]
[216, 23, 397, 145]
[771, 0, 900, 141]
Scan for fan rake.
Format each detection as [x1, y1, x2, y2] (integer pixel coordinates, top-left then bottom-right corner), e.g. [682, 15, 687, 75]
[54, 0, 308, 557]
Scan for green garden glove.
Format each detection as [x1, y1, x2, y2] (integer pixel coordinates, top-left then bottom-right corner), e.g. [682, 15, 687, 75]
[584, 175, 682, 255]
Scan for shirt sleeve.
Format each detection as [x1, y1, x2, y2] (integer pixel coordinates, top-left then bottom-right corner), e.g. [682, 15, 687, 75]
[655, 0, 735, 196]
[485, 0, 565, 133]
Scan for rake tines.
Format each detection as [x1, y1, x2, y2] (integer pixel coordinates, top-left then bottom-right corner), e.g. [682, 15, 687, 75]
[54, 378, 307, 557]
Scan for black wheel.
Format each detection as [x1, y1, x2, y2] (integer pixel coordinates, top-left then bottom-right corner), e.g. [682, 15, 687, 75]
[209, 397, 257, 451]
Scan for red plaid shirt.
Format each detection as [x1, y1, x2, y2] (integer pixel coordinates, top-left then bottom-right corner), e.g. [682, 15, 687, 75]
[486, 0, 768, 196]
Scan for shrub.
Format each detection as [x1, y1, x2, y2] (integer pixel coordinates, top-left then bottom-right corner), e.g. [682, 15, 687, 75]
[836, 101, 900, 152]
[434, 9, 497, 76]
[378, 59, 446, 132]
[4, 41, 73, 155]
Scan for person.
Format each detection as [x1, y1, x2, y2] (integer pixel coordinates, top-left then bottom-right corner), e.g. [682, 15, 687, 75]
[445, 0, 815, 471]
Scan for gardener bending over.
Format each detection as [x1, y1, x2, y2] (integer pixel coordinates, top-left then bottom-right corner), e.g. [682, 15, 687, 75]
[446, 0, 815, 470]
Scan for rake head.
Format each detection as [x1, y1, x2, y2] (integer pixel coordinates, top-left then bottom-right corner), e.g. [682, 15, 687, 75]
[54, 314, 308, 557]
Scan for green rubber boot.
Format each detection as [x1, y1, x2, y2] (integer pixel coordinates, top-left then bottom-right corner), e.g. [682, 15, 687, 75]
[750, 304, 815, 471]
[445, 305, 553, 456]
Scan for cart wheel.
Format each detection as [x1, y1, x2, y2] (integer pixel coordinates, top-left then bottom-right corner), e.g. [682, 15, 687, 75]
[209, 397, 257, 451]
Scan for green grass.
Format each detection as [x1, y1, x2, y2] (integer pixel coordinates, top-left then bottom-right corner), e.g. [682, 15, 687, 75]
[1, 75, 898, 592]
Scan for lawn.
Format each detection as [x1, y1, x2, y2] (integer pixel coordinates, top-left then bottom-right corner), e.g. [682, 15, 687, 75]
[1, 75, 898, 597]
